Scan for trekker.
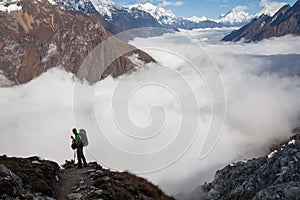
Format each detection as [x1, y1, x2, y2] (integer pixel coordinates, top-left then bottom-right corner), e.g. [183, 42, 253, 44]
[71, 128, 87, 168]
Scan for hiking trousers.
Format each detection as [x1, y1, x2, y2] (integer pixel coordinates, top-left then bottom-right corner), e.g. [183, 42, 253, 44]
[77, 146, 87, 167]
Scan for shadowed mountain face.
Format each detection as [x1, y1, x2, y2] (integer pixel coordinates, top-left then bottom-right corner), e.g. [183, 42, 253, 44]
[222, 0, 300, 42]
[0, 0, 154, 85]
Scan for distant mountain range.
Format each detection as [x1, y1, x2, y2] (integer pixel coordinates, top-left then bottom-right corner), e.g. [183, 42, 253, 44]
[57, 0, 289, 32]
[58, 0, 169, 37]
[222, 0, 300, 42]
[127, 2, 288, 29]
[126, 3, 224, 29]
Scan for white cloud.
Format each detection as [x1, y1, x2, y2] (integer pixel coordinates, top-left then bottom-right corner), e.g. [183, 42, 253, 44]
[173, 1, 184, 6]
[1, 29, 300, 195]
[259, 0, 287, 9]
[260, 0, 271, 7]
[257, 0, 287, 16]
[158, 0, 184, 7]
[232, 5, 248, 12]
[128, 30, 300, 194]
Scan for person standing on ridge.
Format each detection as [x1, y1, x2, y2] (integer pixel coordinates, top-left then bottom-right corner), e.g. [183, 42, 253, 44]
[71, 128, 87, 168]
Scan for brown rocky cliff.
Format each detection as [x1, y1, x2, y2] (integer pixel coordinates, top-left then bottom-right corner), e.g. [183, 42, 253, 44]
[0, 0, 154, 84]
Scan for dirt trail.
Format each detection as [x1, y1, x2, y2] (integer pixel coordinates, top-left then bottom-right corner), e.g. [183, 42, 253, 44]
[54, 166, 93, 200]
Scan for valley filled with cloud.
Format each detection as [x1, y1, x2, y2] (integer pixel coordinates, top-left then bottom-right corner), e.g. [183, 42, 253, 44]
[0, 28, 299, 195]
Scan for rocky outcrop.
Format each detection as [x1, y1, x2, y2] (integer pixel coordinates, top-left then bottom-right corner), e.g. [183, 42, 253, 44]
[199, 131, 300, 199]
[0, 0, 154, 85]
[57, 161, 173, 200]
[222, 0, 300, 42]
[0, 155, 60, 199]
[0, 156, 173, 200]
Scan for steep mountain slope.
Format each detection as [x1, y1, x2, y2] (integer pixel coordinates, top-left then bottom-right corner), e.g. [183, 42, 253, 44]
[0, 156, 174, 200]
[0, 0, 154, 84]
[222, 1, 300, 42]
[177, 129, 300, 200]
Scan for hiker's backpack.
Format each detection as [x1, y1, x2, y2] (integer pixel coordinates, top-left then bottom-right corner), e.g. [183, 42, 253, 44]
[79, 129, 89, 146]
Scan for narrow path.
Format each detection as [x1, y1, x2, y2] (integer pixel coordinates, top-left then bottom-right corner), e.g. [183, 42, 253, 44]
[54, 166, 93, 200]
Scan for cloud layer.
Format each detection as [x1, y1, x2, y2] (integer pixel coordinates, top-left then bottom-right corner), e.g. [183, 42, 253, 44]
[1, 28, 300, 195]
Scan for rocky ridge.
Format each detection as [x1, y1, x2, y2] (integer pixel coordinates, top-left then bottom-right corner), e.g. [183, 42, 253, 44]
[0, 155, 60, 199]
[178, 129, 300, 200]
[0, 156, 174, 200]
[0, 0, 154, 85]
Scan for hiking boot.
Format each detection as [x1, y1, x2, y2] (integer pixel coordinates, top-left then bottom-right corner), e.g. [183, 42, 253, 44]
[84, 163, 88, 167]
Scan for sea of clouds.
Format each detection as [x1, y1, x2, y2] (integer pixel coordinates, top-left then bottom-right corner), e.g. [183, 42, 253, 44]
[1, 28, 300, 195]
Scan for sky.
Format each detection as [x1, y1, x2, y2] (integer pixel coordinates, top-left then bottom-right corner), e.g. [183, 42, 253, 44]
[114, 0, 297, 19]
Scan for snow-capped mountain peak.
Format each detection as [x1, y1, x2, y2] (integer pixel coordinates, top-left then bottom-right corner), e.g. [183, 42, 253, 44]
[127, 3, 177, 25]
[58, 0, 115, 18]
[127, 3, 156, 12]
[255, 1, 287, 17]
[216, 6, 252, 25]
[90, 0, 115, 17]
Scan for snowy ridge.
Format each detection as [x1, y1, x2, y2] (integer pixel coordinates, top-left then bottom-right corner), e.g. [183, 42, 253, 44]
[58, 0, 165, 37]
[58, 0, 114, 18]
[0, 0, 58, 9]
[216, 8, 252, 25]
[47, 0, 56, 5]
[255, 1, 287, 17]
[186, 16, 208, 23]
[58, 0, 97, 13]
[0, 3, 21, 12]
[0, 0, 17, 4]
[90, 0, 115, 18]
[127, 3, 177, 25]
[0, 0, 22, 12]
